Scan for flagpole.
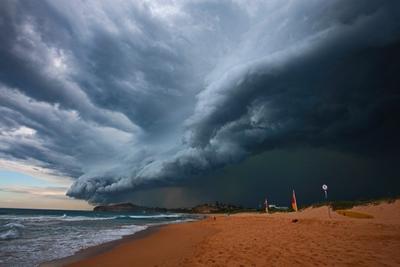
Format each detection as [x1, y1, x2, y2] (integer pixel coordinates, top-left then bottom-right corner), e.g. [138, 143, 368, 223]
[292, 190, 298, 212]
[322, 184, 331, 218]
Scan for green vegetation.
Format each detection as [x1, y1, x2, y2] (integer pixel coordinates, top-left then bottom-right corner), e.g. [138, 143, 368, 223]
[336, 210, 374, 219]
[192, 202, 257, 214]
[300, 196, 399, 211]
[95, 196, 399, 215]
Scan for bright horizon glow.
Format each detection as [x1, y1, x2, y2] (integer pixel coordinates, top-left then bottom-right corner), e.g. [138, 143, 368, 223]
[0, 169, 92, 210]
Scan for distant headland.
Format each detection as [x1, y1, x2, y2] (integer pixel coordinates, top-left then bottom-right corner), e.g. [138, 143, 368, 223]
[93, 202, 255, 214]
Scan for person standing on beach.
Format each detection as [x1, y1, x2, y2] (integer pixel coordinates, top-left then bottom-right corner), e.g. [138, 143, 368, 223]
[265, 198, 269, 213]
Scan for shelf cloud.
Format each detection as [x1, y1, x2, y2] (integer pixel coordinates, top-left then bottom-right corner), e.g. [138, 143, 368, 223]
[1, 0, 399, 204]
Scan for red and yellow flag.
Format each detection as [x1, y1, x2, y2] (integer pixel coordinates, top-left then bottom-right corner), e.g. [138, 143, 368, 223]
[291, 190, 298, 212]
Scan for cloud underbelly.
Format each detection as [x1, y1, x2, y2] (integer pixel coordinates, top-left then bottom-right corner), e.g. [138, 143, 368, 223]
[67, 1, 400, 203]
[0, 1, 399, 204]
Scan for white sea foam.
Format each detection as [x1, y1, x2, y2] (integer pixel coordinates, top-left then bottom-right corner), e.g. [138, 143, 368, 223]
[127, 214, 181, 219]
[3, 222, 25, 228]
[60, 215, 117, 221]
[0, 211, 197, 267]
[42, 224, 149, 263]
[146, 218, 197, 227]
[88, 224, 148, 245]
[0, 214, 183, 222]
[0, 229, 20, 240]
[0, 215, 116, 222]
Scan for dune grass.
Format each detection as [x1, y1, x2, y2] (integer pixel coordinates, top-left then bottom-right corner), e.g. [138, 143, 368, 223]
[301, 196, 399, 211]
[336, 210, 374, 219]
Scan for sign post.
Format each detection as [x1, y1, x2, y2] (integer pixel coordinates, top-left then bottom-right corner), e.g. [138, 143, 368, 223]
[322, 184, 331, 218]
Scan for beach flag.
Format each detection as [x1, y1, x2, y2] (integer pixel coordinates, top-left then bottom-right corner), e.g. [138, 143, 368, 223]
[291, 190, 298, 212]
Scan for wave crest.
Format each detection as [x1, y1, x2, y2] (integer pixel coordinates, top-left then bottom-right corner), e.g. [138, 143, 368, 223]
[0, 229, 20, 240]
[3, 222, 25, 228]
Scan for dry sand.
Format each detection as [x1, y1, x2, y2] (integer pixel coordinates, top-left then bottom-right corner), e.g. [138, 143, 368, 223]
[61, 200, 400, 267]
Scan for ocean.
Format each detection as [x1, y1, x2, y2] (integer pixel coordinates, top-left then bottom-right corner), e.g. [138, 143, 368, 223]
[0, 208, 197, 266]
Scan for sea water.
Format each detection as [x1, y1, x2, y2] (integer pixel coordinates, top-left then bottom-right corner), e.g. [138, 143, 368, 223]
[0, 208, 197, 266]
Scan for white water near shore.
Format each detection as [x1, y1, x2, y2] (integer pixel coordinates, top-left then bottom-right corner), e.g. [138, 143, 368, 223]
[0, 208, 197, 267]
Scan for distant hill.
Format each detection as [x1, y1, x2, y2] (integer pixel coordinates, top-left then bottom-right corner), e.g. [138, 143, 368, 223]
[191, 202, 253, 214]
[93, 201, 254, 214]
[94, 203, 168, 213]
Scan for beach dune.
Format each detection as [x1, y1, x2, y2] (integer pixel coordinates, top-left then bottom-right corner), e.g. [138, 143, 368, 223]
[64, 200, 400, 267]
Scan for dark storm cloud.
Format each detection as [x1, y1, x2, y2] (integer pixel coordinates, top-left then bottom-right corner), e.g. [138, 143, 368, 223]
[0, 0, 399, 204]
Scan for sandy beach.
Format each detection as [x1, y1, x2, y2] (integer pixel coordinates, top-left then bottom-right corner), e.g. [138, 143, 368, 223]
[50, 200, 400, 267]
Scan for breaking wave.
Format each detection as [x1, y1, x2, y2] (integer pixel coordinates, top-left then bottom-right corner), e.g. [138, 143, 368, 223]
[0, 229, 21, 240]
[0, 213, 184, 222]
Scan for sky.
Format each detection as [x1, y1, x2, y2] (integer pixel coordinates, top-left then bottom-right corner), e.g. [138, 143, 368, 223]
[0, 0, 400, 209]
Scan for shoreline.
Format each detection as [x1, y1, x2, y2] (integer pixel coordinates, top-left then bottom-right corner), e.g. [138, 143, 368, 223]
[43, 201, 400, 266]
[40, 224, 163, 267]
[40, 215, 207, 267]
[67, 218, 217, 267]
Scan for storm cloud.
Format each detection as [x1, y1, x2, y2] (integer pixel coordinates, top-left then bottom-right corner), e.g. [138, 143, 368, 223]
[1, 0, 400, 204]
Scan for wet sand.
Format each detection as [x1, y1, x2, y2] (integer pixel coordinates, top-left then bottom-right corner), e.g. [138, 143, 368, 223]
[48, 200, 400, 266]
[40, 226, 162, 267]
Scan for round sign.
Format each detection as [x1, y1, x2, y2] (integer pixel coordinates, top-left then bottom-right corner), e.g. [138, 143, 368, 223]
[322, 184, 328, 191]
